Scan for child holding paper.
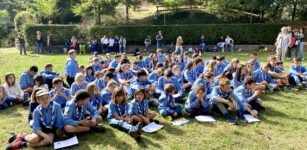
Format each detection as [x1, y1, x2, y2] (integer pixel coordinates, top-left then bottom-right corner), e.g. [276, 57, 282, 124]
[108, 87, 143, 139]
[158, 84, 182, 120]
[128, 88, 157, 125]
[6, 89, 64, 149]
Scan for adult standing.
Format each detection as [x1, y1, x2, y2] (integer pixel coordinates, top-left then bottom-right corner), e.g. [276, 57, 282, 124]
[70, 36, 78, 50]
[295, 27, 305, 60]
[199, 35, 206, 53]
[18, 32, 26, 55]
[175, 36, 184, 54]
[36, 31, 43, 54]
[275, 27, 291, 61]
[113, 36, 120, 54]
[144, 36, 151, 53]
[101, 35, 109, 53]
[46, 35, 52, 54]
[156, 31, 163, 49]
[119, 36, 126, 53]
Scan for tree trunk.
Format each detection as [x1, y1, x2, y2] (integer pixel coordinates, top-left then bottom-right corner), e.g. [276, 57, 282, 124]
[125, 0, 129, 22]
[292, 2, 297, 21]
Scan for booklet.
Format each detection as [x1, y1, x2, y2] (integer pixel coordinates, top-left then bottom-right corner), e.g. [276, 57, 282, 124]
[172, 118, 190, 126]
[54, 136, 79, 149]
[195, 115, 216, 122]
[142, 122, 164, 133]
[244, 114, 260, 123]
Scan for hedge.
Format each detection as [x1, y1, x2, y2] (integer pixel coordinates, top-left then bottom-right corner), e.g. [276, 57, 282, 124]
[24, 24, 83, 46]
[24, 24, 286, 46]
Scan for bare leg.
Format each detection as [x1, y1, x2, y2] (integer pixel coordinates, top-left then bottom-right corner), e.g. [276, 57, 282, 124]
[64, 125, 90, 133]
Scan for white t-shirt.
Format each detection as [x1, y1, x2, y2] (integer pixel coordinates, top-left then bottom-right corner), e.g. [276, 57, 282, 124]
[3, 83, 24, 98]
[101, 38, 109, 45]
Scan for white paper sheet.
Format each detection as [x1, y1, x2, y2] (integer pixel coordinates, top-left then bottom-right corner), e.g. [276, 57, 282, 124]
[269, 83, 278, 89]
[54, 136, 79, 149]
[173, 93, 181, 98]
[172, 118, 190, 126]
[195, 115, 216, 122]
[142, 122, 164, 133]
[244, 114, 260, 123]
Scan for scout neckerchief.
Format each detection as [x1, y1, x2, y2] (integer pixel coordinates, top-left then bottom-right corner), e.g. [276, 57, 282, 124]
[219, 87, 230, 98]
[295, 65, 302, 73]
[90, 96, 99, 109]
[136, 100, 146, 115]
[38, 101, 55, 129]
[243, 85, 252, 98]
[75, 104, 84, 121]
[261, 70, 267, 81]
[117, 103, 125, 116]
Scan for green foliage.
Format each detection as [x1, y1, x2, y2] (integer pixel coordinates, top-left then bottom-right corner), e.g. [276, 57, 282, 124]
[23, 23, 285, 46]
[89, 24, 285, 45]
[23, 24, 82, 46]
[29, 0, 60, 23]
[72, 0, 119, 24]
[14, 11, 38, 32]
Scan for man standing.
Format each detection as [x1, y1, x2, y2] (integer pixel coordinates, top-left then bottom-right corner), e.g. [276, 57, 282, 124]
[18, 32, 26, 55]
[144, 36, 151, 53]
[156, 31, 163, 49]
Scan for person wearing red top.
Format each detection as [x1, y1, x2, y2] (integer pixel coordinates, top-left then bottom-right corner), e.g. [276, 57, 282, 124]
[286, 31, 296, 60]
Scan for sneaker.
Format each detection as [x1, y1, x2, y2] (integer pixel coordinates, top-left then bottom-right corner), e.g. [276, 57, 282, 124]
[128, 130, 140, 139]
[6, 134, 26, 150]
[236, 111, 247, 123]
[135, 122, 143, 135]
[8, 134, 17, 143]
[90, 125, 105, 133]
[224, 114, 238, 125]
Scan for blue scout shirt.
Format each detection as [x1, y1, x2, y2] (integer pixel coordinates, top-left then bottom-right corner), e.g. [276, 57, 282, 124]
[89, 95, 103, 110]
[64, 100, 99, 126]
[93, 79, 106, 91]
[32, 101, 64, 132]
[158, 93, 176, 112]
[91, 64, 102, 73]
[109, 60, 119, 69]
[107, 101, 129, 120]
[101, 89, 113, 106]
[40, 70, 58, 81]
[64, 58, 78, 78]
[184, 69, 197, 83]
[185, 89, 211, 109]
[234, 85, 257, 103]
[50, 87, 71, 108]
[70, 82, 89, 96]
[19, 71, 34, 89]
[157, 76, 183, 95]
[128, 99, 149, 116]
[253, 69, 276, 84]
[157, 54, 166, 63]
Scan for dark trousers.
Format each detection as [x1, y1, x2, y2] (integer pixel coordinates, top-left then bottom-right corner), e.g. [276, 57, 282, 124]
[66, 76, 75, 87]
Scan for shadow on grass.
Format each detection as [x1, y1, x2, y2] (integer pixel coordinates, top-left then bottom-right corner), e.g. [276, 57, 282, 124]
[138, 136, 162, 148]
[78, 127, 132, 149]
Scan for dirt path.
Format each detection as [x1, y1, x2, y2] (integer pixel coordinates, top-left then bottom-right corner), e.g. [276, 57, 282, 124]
[0, 48, 18, 54]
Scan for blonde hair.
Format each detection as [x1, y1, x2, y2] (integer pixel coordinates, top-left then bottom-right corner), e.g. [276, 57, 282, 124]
[74, 73, 85, 81]
[86, 82, 98, 98]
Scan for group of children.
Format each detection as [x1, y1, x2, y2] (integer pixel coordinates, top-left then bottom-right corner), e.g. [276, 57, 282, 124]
[2, 49, 307, 149]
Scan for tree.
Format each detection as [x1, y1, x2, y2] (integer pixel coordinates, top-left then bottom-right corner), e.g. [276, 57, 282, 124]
[29, 0, 60, 24]
[72, 0, 119, 25]
[123, 0, 141, 22]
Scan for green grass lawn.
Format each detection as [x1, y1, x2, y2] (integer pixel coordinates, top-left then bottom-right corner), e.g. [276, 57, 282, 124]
[1, 51, 307, 150]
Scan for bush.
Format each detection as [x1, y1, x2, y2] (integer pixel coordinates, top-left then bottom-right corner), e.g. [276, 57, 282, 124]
[89, 24, 285, 45]
[24, 24, 286, 46]
[24, 24, 83, 46]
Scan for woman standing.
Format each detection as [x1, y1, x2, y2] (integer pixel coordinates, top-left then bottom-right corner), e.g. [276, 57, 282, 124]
[296, 27, 305, 60]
